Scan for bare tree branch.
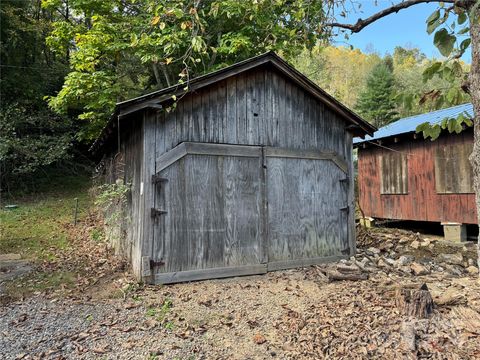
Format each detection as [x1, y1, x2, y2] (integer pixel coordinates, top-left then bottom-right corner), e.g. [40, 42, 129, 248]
[323, 0, 466, 34]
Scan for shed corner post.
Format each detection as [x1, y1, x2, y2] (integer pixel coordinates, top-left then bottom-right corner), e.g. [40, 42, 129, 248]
[140, 110, 157, 283]
[348, 135, 356, 257]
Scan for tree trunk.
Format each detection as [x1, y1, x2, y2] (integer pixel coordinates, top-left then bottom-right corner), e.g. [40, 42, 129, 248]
[468, 6, 480, 274]
[395, 284, 434, 318]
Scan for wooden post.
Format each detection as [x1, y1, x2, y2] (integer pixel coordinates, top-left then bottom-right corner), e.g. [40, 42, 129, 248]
[73, 197, 79, 226]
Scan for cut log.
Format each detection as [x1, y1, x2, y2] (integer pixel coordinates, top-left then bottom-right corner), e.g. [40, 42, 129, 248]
[335, 264, 360, 273]
[327, 270, 368, 281]
[395, 283, 434, 318]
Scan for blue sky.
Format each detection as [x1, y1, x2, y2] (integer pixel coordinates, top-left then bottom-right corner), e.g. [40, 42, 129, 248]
[332, 1, 471, 62]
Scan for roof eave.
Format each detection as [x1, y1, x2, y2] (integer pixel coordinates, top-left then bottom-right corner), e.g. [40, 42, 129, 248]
[91, 52, 376, 154]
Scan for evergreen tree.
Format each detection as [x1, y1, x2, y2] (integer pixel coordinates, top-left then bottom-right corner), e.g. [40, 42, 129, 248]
[355, 61, 399, 127]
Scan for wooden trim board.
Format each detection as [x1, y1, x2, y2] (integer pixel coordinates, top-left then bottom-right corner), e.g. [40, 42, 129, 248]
[185, 142, 262, 158]
[152, 255, 348, 284]
[156, 142, 262, 173]
[264, 147, 348, 173]
[153, 264, 267, 284]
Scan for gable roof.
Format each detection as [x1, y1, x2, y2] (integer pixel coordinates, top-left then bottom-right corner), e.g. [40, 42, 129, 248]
[354, 103, 473, 146]
[91, 51, 376, 153]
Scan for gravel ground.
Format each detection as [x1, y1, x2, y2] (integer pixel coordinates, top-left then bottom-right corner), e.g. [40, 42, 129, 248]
[2, 267, 480, 360]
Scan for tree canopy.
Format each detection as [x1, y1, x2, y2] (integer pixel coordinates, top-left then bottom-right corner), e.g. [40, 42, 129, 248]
[42, 0, 328, 140]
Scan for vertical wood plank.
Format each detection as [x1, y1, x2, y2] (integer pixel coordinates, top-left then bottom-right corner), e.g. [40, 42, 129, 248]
[226, 76, 237, 144]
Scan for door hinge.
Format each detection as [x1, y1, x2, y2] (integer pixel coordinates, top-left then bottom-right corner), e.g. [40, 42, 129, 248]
[340, 206, 349, 213]
[340, 176, 349, 183]
[151, 208, 167, 218]
[150, 259, 165, 269]
[152, 174, 169, 184]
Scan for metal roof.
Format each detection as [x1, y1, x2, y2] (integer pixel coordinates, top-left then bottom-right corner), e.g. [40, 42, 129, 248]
[353, 103, 473, 145]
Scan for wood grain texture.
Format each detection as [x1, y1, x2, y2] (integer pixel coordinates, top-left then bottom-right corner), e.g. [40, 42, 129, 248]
[434, 138, 473, 193]
[380, 151, 408, 194]
[358, 130, 476, 224]
[154, 264, 267, 284]
[104, 64, 357, 283]
[266, 157, 348, 262]
[152, 148, 263, 275]
[152, 68, 350, 160]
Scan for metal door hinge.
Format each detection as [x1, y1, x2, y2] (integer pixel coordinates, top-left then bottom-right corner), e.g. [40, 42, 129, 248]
[340, 176, 349, 183]
[152, 174, 169, 184]
[340, 206, 349, 213]
[150, 259, 165, 269]
[151, 208, 167, 218]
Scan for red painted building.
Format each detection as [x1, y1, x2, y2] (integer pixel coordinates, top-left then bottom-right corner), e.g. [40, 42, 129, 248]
[355, 103, 477, 225]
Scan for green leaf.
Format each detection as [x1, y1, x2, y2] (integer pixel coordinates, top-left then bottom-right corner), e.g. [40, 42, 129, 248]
[458, 12, 467, 25]
[460, 38, 471, 51]
[422, 61, 442, 82]
[426, 9, 441, 24]
[434, 28, 456, 57]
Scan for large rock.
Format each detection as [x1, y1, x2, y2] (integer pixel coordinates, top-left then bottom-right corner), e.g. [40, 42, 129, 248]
[410, 262, 430, 276]
[466, 266, 478, 275]
[438, 253, 463, 266]
[366, 247, 381, 255]
[410, 241, 420, 249]
[396, 255, 415, 267]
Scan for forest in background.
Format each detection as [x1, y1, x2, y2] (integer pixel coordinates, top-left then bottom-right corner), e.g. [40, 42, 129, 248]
[0, 0, 471, 193]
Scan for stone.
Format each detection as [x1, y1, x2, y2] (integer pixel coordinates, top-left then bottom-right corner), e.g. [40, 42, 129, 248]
[410, 241, 420, 250]
[410, 262, 430, 276]
[468, 259, 475, 266]
[420, 239, 431, 247]
[466, 266, 479, 275]
[445, 264, 464, 276]
[384, 257, 396, 266]
[367, 247, 381, 255]
[396, 255, 415, 267]
[377, 259, 390, 268]
[438, 253, 463, 266]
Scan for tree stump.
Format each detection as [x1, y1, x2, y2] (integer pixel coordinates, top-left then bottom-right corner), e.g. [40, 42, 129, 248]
[395, 283, 434, 318]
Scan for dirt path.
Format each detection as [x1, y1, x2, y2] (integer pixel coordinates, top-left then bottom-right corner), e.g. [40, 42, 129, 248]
[2, 266, 480, 360]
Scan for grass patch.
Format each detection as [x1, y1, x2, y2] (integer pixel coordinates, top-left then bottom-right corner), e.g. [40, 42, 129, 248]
[0, 174, 92, 260]
[2, 271, 76, 299]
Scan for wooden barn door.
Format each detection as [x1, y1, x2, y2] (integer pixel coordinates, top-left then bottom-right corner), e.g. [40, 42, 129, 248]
[264, 148, 349, 270]
[150, 143, 266, 283]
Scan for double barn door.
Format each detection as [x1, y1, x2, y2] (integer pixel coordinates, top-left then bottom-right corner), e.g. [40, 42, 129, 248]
[150, 142, 349, 283]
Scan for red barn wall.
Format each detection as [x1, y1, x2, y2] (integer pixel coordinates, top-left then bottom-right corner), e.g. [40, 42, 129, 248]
[357, 131, 477, 224]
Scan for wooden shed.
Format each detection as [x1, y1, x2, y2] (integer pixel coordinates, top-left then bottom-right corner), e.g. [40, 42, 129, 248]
[92, 52, 375, 284]
[355, 103, 476, 240]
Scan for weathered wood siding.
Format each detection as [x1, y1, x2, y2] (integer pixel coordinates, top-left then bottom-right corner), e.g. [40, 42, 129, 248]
[153, 67, 349, 158]
[152, 151, 264, 274]
[358, 130, 476, 224]
[104, 65, 358, 283]
[266, 157, 349, 264]
[102, 118, 145, 278]
[138, 66, 354, 282]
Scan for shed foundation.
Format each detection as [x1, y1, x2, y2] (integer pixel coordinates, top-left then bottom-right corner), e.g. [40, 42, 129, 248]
[442, 222, 467, 242]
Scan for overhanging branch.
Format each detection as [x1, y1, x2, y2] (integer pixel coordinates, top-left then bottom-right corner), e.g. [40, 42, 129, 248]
[324, 0, 461, 34]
